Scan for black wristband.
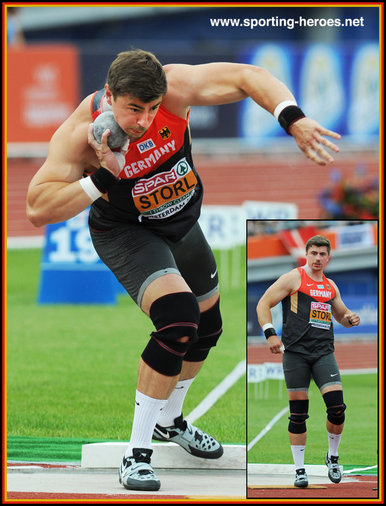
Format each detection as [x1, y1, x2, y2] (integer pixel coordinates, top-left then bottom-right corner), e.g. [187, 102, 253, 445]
[264, 327, 277, 339]
[278, 105, 305, 134]
[90, 167, 117, 193]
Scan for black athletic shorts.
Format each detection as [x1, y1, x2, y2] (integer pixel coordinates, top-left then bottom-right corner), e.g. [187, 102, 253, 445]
[90, 221, 219, 307]
[283, 350, 342, 392]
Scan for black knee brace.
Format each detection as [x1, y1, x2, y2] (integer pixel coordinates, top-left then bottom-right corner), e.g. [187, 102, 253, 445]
[141, 292, 200, 377]
[288, 399, 309, 434]
[184, 298, 223, 362]
[323, 390, 346, 425]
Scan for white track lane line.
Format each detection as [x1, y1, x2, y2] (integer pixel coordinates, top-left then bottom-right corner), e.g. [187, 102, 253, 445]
[247, 406, 288, 452]
[343, 465, 378, 474]
[186, 360, 246, 424]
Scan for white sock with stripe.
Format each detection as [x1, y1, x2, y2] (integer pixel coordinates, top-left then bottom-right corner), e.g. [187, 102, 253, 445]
[328, 432, 342, 457]
[124, 390, 167, 458]
[156, 378, 195, 427]
[291, 445, 306, 470]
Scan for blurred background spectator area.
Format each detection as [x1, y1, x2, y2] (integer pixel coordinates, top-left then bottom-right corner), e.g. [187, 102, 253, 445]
[5, 5, 380, 239]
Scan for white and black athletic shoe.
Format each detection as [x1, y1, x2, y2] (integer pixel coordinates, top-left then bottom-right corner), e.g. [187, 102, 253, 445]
[325, 453, 342, 483]
[153, 414, 223, 459]
[294, 467, 308, 488]
[118, 448, 160, 491]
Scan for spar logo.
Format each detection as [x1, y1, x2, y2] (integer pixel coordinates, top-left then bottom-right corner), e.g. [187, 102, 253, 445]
[311, 302, 330, 311]
[132, 158, 198, 219]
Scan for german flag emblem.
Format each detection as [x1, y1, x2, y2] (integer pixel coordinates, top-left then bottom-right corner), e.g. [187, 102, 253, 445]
[159, 126, 171, 139]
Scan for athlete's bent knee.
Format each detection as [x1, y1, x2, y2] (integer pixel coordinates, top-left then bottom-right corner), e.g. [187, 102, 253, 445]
[141, 292, 200, 376]
[184, 298, 223, 362]
[288, 399, 309, 434]
[323, 390, 346, 425]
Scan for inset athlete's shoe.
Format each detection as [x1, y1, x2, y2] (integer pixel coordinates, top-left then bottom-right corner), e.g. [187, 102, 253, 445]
[118, 448, 160, 491]
[153, 414, 224, 459]
[294, 467, 308, 488]
[325, 453, 342, 483]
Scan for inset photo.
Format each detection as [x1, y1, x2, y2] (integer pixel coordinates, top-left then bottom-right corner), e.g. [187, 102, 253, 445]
[246, 220, 378, 500]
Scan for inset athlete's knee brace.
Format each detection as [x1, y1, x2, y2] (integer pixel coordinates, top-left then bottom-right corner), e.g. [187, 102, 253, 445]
[323, 390, 346, 425]
[141, 292, 200, 377]
[184, 298, 223, 362]
[288, 399, 309, 434]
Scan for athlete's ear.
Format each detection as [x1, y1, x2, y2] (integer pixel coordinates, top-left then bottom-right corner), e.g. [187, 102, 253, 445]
[104, 84, 113, 105]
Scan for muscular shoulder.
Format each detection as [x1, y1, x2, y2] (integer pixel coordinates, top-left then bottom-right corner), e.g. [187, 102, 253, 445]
[326, 277, 340, 296]
[162, 64, 191, 118]
[38, 94, 98, 182]
[262, 268, 301, 305]
[164, 64, 190, 90]
[54, 94, 93, 139]
[279, 268, 301, 294]
[48, 94, 96, 164]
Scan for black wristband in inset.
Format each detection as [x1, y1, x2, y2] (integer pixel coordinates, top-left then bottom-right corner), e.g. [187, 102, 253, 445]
[278, 105, 305, 134]
[264, 327, 277, 339]
[90, 167, 117, 193]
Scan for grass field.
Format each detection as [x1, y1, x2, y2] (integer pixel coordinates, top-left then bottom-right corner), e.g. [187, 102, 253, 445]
[6, 247, 246, 459]
[248, 374, 378, 467]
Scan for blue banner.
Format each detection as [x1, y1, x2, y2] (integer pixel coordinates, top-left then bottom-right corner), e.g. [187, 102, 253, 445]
[239, 42, 379, 145]
[38, 209, 122, 304]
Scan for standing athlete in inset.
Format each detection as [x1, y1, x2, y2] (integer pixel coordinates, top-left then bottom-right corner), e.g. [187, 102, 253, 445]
[27, 50, 341, 491]
[257, 235, 360, 487]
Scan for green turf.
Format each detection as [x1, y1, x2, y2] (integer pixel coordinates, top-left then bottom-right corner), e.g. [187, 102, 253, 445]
[247, 374, 378, 467]
[6, 436, 108, 462]
[6, 247, 246, 461]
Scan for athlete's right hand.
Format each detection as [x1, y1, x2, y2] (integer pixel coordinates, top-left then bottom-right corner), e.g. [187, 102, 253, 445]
[267, 335, 284, 354]
[87, 124, 123, 178]
[288, 117, 341, 166]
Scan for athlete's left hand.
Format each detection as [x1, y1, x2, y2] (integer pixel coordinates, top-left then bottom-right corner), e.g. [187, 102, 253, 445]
[288, 117, 341, 166]
[267, 335, 284, 354]
[345, 312, 360, 326]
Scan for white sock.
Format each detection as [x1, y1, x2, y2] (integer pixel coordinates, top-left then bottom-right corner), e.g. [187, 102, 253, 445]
[291, 445, 306, 470]
[124, 390, 167, 458]
[156, 378, 195, 427]
[328, 432, 342, 457]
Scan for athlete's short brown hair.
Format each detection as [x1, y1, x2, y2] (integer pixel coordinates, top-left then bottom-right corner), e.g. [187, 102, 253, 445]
[107, 49, 167, 102]
[305, 235, 331, 254]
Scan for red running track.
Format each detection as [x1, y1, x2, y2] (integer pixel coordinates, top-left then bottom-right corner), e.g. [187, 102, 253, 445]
[247, 475, 380, 500]
[7, 152, 378, 237]
[248, 340, 378, 370]
[6, 491, 187, 501]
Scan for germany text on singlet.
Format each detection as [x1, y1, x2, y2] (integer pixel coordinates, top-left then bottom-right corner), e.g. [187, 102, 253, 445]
[88, 89, 203, 241]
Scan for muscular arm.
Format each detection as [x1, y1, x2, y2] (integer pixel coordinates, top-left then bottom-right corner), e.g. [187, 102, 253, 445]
[330, 280, 360, 328]
[164, 62, 296, 113]
[257, 269, 300, 353]
[26, 117, 92, 226]
[163, 63, 340, 165]
[257, 269, 300, 325]
[26, 96, 120, 227]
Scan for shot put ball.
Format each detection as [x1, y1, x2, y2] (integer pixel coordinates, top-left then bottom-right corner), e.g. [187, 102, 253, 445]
[93, 111, 129, 149]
